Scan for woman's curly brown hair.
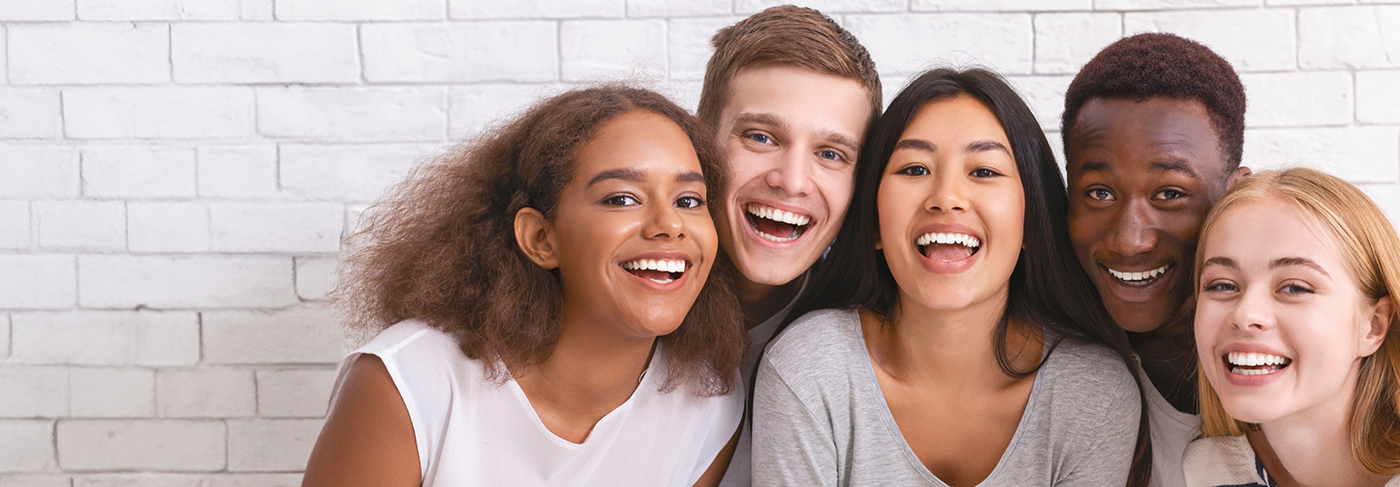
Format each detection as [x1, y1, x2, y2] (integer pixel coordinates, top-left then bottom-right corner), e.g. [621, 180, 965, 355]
[335, 85, 748, 396]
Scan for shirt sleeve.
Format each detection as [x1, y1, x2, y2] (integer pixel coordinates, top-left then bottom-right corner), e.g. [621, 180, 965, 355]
[750, 355, 839, 487]
[1054, 367, 1143, 487]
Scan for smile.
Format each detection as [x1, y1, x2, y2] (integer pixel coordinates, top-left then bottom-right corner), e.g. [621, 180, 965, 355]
[621, 258, 687, 285]
[745, 203, 811, 243]
[1106, 263, 1171, 286]
[916, 232, 980, 262]
[1225, 351, 1292, 376]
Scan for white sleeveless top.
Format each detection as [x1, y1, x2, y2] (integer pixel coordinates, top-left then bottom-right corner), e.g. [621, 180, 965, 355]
[331, 320, 745, 487]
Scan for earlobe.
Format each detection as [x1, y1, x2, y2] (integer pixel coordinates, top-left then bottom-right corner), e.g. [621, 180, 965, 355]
[513, 208, 559, 270]
[1227, 166, 1253, 188]
[1361, 295, 1392, 356]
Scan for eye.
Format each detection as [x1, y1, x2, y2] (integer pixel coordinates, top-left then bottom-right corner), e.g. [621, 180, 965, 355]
[603, 194, 639, 206]
[817, 149, 843, 162]
[971, 168, 1002, 178]
[1279, 281, 1315, 295]
[675, 195, 705, 209]
[1204, 280, 1238, 293]
[1086, 188, 1115, 201]
[897, 165, 929, 177]
[746, 133, 773, 145]
[1153, 189, 1186, 200]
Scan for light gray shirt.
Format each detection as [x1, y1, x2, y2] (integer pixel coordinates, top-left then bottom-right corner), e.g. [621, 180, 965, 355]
[752, 308, 1141, 486]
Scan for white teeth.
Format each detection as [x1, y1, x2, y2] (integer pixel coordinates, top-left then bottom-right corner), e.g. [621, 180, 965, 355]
[915, 232, 980, 248]
[746, 204, 811, 226]
[1226, 351, 1290, 367]
[622, 259, 687, 274]
[1107, 263, 1171, 284]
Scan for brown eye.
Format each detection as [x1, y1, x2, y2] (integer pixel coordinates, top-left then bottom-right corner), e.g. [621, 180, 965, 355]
[1087, 188, 1115, 201]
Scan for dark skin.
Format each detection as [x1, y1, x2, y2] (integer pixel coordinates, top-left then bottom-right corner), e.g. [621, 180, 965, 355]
[1065, 97, 1250, 413]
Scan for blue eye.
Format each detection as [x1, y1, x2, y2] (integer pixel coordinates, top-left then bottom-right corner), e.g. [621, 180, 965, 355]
[818, 149, 842, 161]
[1204, 280, 1237, 292]
[675, 195, 705, 209]
[748, 133, 772, 145]
[1280, 282, 1314, 295]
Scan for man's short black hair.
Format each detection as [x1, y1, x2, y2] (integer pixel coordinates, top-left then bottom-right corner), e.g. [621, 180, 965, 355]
[1062, 33, 1246, 173]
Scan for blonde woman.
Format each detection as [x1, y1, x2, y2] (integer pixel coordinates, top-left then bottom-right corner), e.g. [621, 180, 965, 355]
[1185, 167, 1400, 486]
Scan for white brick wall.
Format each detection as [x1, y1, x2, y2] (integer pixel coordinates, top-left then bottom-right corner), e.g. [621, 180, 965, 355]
[2, 2, 1398, 483]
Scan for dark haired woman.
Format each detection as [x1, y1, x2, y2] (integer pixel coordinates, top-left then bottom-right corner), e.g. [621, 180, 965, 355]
[751, 68, 1152, 486]
[302, 86, 749, 486]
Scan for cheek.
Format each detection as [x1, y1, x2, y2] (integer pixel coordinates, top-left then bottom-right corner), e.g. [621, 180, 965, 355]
[688, 213, 719, 257]
[1193, 302, 1228, 355]
[817, 169, 857, 216]
[875, 180, 915, 244]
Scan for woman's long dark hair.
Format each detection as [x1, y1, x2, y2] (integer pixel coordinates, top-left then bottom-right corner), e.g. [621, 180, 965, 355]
[784, 68, 1152, 486]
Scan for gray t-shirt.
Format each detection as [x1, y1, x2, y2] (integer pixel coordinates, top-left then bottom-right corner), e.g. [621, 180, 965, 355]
[752, 308, 1141, 486]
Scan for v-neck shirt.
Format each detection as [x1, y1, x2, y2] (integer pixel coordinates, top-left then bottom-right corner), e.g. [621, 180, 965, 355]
[751, 308, 1141, 486]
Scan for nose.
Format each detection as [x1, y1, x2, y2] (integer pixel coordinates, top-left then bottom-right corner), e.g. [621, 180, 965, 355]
[1104, 199, 1158, 257]
[925, 168, 968, 212]
[763, 147, 816, 197]
[643, 200, 685, 240]
[1229, 283, 1275, 332]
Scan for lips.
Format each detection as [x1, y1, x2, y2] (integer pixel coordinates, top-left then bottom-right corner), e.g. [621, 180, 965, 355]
[620, 258, 688, 285]
[745, 203, 811, 243]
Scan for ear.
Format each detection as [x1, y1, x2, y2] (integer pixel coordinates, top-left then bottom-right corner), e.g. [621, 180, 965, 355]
[513, 207, 559, 270]
[1360, 295, 1392, 357]
[1227, 166, 1252, 189]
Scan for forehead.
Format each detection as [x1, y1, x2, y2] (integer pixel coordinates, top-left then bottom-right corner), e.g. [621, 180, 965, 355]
[1206, 199, 1342, 269]
[573, 110, 702, 179]
[720, 64, 872, 132]
[1066, 97, 1227, 181]
[900, 96, 1008, 145]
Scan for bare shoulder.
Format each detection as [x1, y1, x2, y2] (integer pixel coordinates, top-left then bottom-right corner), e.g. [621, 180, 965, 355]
[302, 354, 420, 487]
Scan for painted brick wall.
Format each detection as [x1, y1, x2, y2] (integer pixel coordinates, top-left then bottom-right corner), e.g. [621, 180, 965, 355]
[2, 0, 1397, 485]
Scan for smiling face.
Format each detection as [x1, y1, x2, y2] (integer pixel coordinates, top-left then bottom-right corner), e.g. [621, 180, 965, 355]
[877, 95, 1024, 315]
[1195, 198, 1387, 427]
[544, 110, 718, 339]
[1067, 97, 1240, 333]
[713, 64, 872, 287]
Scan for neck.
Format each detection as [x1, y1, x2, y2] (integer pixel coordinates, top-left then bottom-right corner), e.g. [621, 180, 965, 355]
[865, 289, 1039, 386]
[1128, 314, 1198, 414]
[736, 272, 804, 330]
[1257, 375, 1385, 487]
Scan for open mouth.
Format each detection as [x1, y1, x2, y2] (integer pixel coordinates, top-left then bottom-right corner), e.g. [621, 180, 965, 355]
[1224, 351, 1292, 376]
[745, 203, 810, 243]
[1106, 263, 1171, 287]
[915, 232, 981, 262]
[622, 259, 687, 285]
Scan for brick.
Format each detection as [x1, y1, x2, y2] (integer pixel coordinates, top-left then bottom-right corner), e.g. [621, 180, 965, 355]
[81, 145, 197, 198]
[447, 84, 563, 139]
[1006, 75, 1073, 132]
[197, 145, 279, 199]
[1098, 0, 1259, 8]
[172, 23, 358, 83]
[78, 256, 296, 309]
[240, 0, 273, 20]
[1300, 7, 1400, 69]
[63, 87, 256, 139]
[209, 202, 343, 253]
[1359, 184, 1400, 227]
[1358, 71, 1400, 124]
[0, 474, 70, 486]
[844, 14, 1034, 75]
[1, 315, 9, 359]
[276, 0, 444, 20]
[128, 202, 210, 253]
[157, 368, 255, 418]
[1033, 13, 1122, 74]
[1244, 127, 1400, 184]
[0, 368, 67, 417]
[1241, 72, 1352, 127]
[256, 368, 337, 417]
[294, 257, 336, 301]
[737, 0, 902, 12]
[33, 201, 125, 251]
[1270, 0, 1350, 4]
[0, 201, 28, 249]
[10, 311, 199, 366]
[227, 419, 323, 472]
[0, 146, 79, 198]
[203, 306, 345, 364]
[561, 20, 666, 81]
[202, 474, 303, 487]
[70, 368, 155, 418]
[913, 0, 1089, 10]
[57, 420, 225, 471]
[450, 0, 623, 18]
[257, 87, 448, 143]
[67, 474, 302, 487]
[1124, 10, 1295, 72]
[627, 0, 729, 17]
[346, 204, 370, 234]
[667, 17, 741, 81]
[0, 0, 73, 20]
[0, 421, 56, 472]
[8, 24, 167, 85]
[361, 22, 558, 83]
[78, 0, 243, 20]
[279, 144, 439, 201]
[0, 256, 74, 309]
[0, 89, 61, 138]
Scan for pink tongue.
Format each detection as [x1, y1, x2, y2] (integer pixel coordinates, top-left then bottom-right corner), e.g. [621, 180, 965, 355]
[752, 218, 800, 238]
[923, 243, 974, 262]
[630, 269, 672, 281]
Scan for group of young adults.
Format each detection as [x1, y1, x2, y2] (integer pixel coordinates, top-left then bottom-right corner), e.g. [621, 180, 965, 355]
[299, 6, 1400, 487]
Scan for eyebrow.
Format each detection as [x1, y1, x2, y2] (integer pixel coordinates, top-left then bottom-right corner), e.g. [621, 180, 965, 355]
[893, 139, 1009, 155]
[736, 112, 860, 154]
[1270, 256, 1331, 277]
[676, 171, 705, 184]
[1201, 256, 1238, 270]
[966, 140, 1010, 155]
[587, 168, 643, 187]
[732, 113, 788, 132]
[894, 139, 937, 153]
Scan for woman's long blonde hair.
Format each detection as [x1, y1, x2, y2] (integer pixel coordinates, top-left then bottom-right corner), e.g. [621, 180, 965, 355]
[1195, 167, 1400, 475]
